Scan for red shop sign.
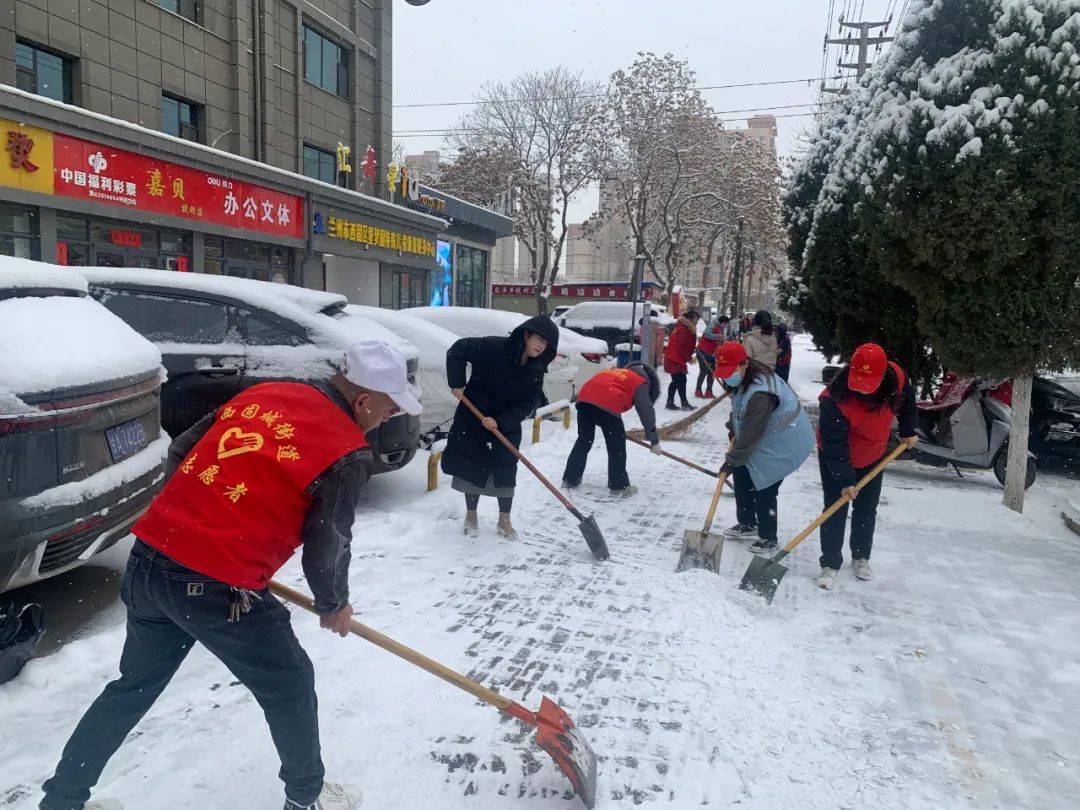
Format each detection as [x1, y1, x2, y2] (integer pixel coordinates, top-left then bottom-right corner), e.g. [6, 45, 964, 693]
[52, 134, 304, 239]
[110, 229, 142, 247]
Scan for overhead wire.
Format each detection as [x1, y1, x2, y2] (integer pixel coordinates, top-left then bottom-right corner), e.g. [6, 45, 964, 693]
[392, 75, 837, 110]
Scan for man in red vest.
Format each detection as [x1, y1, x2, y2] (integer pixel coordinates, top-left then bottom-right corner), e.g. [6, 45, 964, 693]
[41, 341, 421, 810]
[817, 343, 918, 590]
[562, 362, 661, 494]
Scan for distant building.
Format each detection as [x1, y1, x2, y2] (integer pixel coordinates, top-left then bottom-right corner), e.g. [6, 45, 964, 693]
[403, 150, 442, 181]
[745, 115, 778, 155]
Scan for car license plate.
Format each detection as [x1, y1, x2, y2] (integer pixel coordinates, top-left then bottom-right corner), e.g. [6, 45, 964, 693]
[106, 419, 149, 462]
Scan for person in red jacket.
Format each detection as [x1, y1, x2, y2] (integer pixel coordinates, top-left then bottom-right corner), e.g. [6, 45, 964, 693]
[562, 362, 662, 493]
[40, 341, 420, 810]
[816, 343, 918, 590]
[695, 315, 728, 398]
[664, 308, 700, 410]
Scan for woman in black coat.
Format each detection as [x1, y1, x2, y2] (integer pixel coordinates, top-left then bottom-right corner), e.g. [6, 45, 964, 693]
[442, 315, 560, 539]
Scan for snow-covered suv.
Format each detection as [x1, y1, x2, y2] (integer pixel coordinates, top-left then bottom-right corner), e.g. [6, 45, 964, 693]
[0, 259, 166, 593]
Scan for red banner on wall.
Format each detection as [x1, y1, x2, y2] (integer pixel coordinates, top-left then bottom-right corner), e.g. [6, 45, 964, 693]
[52, 134, 304, 239]
[492, 283, 655, 300]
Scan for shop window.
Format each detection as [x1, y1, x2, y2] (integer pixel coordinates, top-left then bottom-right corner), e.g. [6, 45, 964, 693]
[95, 290, 230, 344]
[236, 309, 305, 346]
[56, 215, 88, 242]
[15, 41, 73, 104]
[225, 240, 270, 263]
[303, 144, 342, 186]
[157, 0, 199, 23]
[382, 267, 426, 310]
[162, 94, 202, 143]
[455, 245, 489, 308]
[0, 204, 40, 260]
[303, 25, 348, 98]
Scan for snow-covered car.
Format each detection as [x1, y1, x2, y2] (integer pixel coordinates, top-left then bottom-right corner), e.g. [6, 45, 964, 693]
[344, 305, 460, 431]
[559, 301, 675, 354]
[1, 258, 166, 593]
[79, 268, 421, 474]
[403, 306, 612, 405]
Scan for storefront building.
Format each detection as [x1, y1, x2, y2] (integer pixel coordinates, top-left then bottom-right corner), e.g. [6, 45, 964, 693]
[388, 180, 514, 309]
[0, 90, 443, 287]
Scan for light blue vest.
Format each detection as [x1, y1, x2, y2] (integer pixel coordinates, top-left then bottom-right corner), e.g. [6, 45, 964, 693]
[731, 372, 815, 489]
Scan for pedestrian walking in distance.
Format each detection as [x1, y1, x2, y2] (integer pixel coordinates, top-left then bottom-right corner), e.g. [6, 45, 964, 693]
[664, 308, 700, 410]
[714, 342, 815, 554]
[695, 315, 728, 398]
[742, 310, 779, 369]
[775, 323, 793, 382]
[40, 340, 422, 810]
[562, 362, 662, 495]
[442, 316, 559, 540]
[816, 343, 919, 590]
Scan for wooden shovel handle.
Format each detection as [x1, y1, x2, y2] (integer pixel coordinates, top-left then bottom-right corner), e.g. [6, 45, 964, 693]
[456, 392, 583, 519]
[701, 440, 736, 535]
[269, 580, 514, 712]
[625, 435, 718, 477]
[781, 442, 908, 554]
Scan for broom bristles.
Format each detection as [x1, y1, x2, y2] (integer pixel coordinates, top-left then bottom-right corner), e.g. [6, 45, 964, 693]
[626, 394, 727, 441]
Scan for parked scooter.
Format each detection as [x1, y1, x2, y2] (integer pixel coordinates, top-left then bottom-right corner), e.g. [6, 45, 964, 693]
[893, 374, 1037, 489]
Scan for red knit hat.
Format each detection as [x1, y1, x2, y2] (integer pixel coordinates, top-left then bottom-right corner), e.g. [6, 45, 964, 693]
[849, 343, 888, 394]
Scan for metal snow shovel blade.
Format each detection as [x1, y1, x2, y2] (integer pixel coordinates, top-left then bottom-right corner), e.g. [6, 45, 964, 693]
[675, 441, 734, 574]
[270, 581, 600, 808]
[457, 393, 609, 561]
[739, 444, 908, 603]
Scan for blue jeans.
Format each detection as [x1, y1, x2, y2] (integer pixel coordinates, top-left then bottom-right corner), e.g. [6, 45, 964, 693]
[41, 541, 323, 809]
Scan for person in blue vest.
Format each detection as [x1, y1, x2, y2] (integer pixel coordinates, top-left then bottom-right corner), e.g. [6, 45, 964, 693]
[714, 341, 815, 554]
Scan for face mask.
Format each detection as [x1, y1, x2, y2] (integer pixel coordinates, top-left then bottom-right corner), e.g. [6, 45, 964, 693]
[723, 371, 743, 388]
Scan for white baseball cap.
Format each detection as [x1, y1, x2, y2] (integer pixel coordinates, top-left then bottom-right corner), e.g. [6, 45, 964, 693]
[342, 340, 422, 416]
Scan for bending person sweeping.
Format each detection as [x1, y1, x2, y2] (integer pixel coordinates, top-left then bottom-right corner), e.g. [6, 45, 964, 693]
[562, 362, 662, 495]
[442, 316, 559, 540]
[714, 342, 815, 555]
[695, 315, 728, 399]
[816, 343, 918, 590]
[40, 341, 421, 810]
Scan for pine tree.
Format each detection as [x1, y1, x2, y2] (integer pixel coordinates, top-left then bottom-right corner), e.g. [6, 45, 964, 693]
[846, 0, 1080, 510]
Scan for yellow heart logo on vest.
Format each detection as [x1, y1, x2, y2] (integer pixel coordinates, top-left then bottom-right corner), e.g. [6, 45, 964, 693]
[217, 427, 264, 460]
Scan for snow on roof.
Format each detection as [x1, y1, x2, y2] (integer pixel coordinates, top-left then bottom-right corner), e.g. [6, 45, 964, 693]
[405, 306, 609, 356]
[77, 266, 345, 315]
[0, 291, 162, 398]
[561, 301, 675, 330]
[0, 256, 88, 293]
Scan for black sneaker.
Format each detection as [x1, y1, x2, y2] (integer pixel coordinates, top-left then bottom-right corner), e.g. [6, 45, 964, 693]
[748, 538, 779, 554]
[680, 403, 695, 411]
[723, 523, 758, 539]
[665, 402, 680, 411]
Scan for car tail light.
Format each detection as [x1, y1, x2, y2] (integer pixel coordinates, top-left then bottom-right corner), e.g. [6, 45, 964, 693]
[0, 413, 55, 435]
[581, 353, 605, 364]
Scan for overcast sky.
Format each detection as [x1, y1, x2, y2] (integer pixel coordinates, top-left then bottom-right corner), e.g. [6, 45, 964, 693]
[392, 0, 900, 221]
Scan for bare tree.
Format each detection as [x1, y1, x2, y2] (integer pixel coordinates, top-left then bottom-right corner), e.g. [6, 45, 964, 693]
[438, 68, 603, 314]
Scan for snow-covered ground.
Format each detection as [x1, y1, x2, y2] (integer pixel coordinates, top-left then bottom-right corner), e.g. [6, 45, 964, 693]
[3, 335, 1078, 809]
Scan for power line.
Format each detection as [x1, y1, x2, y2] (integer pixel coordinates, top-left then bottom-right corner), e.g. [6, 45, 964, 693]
[392, 111, 821, 139]
[394, 102, 822, 136]
[392, 75, 838, 110]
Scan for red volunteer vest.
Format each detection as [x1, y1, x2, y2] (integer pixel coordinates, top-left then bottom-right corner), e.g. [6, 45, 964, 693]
[133, 382, 369, 589]
[697, 335, 720, 354]
[578, 368, 645, 414]
[819, 362, 906, 468]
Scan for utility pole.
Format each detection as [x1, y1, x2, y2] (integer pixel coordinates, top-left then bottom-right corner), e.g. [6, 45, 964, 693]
[822, 19, 894, 95]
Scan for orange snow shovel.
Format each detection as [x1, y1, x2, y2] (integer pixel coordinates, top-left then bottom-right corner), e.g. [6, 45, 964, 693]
[270, 581, 600, 808]
[456, 392, 609, 561]
[675, 440, 735, 573]
[739, 443, 908, 603]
